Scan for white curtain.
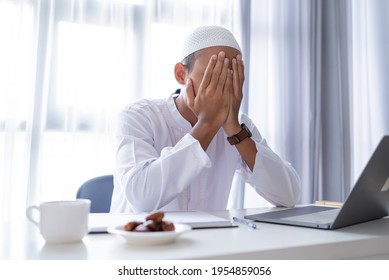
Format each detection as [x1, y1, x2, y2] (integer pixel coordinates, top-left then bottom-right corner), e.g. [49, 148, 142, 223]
[2, 0, 389, 222]
[245, 0, 389, 206]
[244, 0, 314, 207]
[351, 0, 389, 180]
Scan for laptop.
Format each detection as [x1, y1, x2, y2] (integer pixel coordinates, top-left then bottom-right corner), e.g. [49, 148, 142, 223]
[245, 135, 389, 230]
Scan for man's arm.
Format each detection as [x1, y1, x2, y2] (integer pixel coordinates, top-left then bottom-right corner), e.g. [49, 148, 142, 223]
[236, 117, 301, 208]
[222, 54, 257, 171]
[224, 55, 300, 206]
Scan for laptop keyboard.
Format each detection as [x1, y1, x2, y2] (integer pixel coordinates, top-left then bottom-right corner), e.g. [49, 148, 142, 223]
[281, 209, 341, 224]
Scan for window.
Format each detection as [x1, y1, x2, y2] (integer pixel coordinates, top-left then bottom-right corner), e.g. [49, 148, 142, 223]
[1, 0, 243, 221]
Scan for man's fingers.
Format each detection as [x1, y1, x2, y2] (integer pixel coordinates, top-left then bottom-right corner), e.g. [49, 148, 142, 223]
[232, 55, 244, 98]
[232, 58, 239, 96]
[199, 54, 218, 91]
[211, 51, 226, 83]
[185, 78, 195, 110]
[217, 57, 229, 93]
[203, 51, 226, 91]
[237, 54, 245, 85]
[224, 68, 233, 95]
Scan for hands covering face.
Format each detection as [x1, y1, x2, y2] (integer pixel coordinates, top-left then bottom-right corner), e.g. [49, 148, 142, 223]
[185, 51, 245, 134]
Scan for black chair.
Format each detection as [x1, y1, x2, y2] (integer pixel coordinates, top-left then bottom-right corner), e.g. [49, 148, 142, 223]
[76, 175, 114, 213]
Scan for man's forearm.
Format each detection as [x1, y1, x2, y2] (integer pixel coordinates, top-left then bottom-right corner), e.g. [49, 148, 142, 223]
[234, 137, 257, 171]
[190, 120, 220, 151]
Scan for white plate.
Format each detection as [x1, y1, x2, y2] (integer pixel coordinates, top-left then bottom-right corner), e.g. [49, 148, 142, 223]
[107, 223, 191, 246]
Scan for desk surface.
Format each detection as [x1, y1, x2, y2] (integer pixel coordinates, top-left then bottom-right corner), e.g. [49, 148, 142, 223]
[2, 208, 389, 260]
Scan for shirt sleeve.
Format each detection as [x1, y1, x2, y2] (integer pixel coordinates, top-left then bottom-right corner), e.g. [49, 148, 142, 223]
[114, 108, 211, 213]
[239, 115, 301, 207]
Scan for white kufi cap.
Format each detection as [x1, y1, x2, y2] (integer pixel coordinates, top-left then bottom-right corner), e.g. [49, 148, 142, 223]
[180, 25, 241, 62]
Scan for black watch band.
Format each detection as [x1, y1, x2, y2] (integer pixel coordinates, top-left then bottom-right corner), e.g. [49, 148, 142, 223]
[227, 123, 252, 145]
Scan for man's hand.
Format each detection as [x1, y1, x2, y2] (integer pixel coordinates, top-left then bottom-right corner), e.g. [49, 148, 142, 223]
[185, 51, 232, 130]
[223, 54, 245, 136]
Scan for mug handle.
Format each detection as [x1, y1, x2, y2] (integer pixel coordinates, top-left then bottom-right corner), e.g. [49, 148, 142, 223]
[26, 205, 40, 228]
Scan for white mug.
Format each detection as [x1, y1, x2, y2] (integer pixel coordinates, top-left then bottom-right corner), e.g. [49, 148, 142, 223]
[26, 199, 91, 243]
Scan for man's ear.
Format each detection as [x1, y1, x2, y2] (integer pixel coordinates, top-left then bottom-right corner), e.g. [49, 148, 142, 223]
[174, 63, 187, 85]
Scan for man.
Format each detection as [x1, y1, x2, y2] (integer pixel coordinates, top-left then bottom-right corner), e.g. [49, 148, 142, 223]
[110, 25, 300, 213]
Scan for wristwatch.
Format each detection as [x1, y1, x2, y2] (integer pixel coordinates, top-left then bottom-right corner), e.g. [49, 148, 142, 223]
[227, 123, 252, 145]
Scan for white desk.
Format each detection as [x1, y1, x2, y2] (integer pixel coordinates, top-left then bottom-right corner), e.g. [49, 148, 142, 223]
[1, 208, 389, 260]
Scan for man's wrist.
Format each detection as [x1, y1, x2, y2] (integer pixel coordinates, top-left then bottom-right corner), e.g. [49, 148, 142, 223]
[224, 122, 242, 137]
[191, 120, 220, 151]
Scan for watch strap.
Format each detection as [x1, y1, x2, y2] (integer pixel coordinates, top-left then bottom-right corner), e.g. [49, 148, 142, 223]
[227, 123, 252, 145]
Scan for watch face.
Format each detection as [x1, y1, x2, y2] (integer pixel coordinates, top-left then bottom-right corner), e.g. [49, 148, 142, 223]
[242, 124, 252, 137]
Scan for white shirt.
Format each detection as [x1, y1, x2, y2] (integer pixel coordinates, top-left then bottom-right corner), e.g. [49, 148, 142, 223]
[111, 92, 300, 213]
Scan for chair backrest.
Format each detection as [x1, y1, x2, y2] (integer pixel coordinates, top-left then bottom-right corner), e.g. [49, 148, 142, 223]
[76, 175, 114, 213]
